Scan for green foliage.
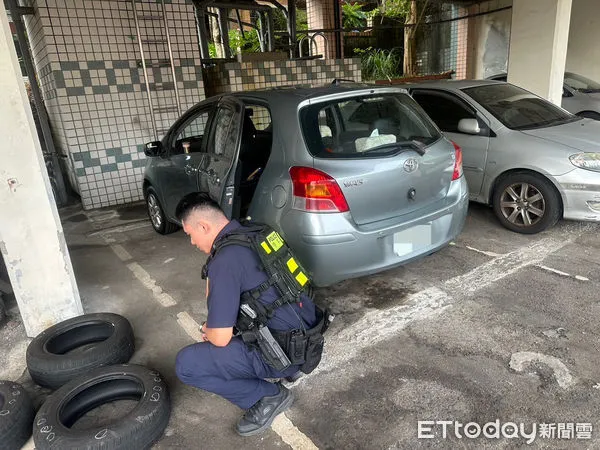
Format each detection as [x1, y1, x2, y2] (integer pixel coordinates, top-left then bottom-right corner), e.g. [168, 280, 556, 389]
[208, 28, 262, 57]
[272, 8, 288, 31]
[296, 9, 308, 31]
[342, 2, 367, 30]
[377, 0, 411, 19]
[229, 28, 261, 54]
[354, 47, 403, 81]
[208, 43, 217, 58]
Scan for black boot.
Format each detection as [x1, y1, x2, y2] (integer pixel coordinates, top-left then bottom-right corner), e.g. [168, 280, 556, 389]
[236, 384, 294, 436]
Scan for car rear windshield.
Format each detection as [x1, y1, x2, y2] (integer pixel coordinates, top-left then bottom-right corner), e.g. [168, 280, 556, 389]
[463, 84, 581, 130]
[564, 72, 600, 93]
[300, 93, 441, 158]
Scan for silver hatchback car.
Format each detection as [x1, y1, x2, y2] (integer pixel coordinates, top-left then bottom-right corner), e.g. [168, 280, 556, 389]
[142, 85, 469, 286]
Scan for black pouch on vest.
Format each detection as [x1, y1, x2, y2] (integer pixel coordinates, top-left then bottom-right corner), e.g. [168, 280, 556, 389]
[288, 330, 308, 366]
[299, 333, 324, 374]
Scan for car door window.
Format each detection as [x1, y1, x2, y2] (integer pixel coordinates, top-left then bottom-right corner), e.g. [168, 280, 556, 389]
[171, 109, 211, 155]
[239, 104, 273, 164]
[245, 105, 272, 131]
[210, 106, 236, 158]
[412, 91, 478, 134]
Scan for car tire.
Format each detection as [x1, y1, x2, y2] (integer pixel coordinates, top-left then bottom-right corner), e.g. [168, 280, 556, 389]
[0, 380, 35, 450]
[33, 364, 171, 450]
[145, 187, 178, 235]
[26, 313, 135, 390]
[493, 173, 561, 234]
[577, 111, 600, 121]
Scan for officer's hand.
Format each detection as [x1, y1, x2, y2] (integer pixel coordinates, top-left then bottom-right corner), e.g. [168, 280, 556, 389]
[201, 322, 209, 342]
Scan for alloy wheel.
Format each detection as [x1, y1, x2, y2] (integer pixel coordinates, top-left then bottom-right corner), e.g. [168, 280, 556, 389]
[147, 193, 163, 229]
[499, 182, 546, 227]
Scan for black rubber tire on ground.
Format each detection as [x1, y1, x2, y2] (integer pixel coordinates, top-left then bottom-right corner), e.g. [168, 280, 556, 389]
[492, 172, 562, 234]
[145, 187, 178, 235]
[26, 313, 135, 390]
[33, 364, 171, 450]
[0, 380, 35, 450]
[577, 111, 600, 121]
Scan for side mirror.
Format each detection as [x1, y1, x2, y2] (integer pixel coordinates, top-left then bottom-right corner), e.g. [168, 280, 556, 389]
[458, 118, 481, 135]
[563, 87, 573, 98]
[144, 141, 163, 157]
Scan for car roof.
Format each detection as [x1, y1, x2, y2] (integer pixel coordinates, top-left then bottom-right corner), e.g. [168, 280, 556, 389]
[402, 79, 505, 90]
[222, 83, 409, 104]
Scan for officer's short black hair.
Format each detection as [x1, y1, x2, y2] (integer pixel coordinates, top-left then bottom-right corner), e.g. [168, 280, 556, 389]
[175, 192, 224, 223]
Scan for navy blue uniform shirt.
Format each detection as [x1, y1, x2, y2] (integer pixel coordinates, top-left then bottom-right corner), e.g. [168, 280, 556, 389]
[205, 220, 317, 332]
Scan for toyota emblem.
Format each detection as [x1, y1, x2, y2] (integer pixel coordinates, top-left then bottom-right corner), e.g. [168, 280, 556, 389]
[403, 158, 419, 173]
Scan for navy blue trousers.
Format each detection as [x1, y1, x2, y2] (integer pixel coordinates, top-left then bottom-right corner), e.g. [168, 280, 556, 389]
[175, 337, 298, 409]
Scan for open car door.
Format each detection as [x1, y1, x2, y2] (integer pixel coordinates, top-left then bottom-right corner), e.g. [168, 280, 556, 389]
[198, 96, 245, 218]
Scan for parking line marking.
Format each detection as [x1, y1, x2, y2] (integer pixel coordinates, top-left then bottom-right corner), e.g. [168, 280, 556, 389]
[537, 265, 570, 277]
[126, 262, 176, 307]
[310, 287, 452, 376]
[303, 229, 594, 381]
[537, 265, 589, 282]
[510, 351, 576, 389]
[176, 312, 204, 342]
[445, 237, 573, 295]
[88, 221, 150, 237]
[110, 244, 133, 262]
[464, 245, 504, 258]
[272, 414, 319, 450]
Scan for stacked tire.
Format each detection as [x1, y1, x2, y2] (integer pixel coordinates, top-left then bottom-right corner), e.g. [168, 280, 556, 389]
[0, 312, 171, 450]
[0, 380, 34, 450]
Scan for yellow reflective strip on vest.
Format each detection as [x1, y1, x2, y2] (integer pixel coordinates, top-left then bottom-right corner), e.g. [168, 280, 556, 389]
[260, 241, 272, 254]
[295, 271, 308, 286]
[266, 231, 284, 252]
[286, 257, 299, 273]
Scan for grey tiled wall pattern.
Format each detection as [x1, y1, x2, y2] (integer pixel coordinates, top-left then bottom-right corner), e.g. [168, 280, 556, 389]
[203, 58, 363, 97]
[24, 0, 205, 209]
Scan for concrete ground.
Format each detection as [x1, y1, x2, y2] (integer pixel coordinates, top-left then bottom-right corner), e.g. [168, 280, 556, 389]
[1, 201, 600, 449]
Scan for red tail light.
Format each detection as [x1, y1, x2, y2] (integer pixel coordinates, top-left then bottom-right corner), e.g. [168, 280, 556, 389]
[289, 166, 349, 213]
[451, 141, 463, 181]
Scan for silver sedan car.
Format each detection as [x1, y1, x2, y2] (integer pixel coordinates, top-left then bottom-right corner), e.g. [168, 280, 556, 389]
[142, 85, 469, 286]
[407, 80, 600, 234]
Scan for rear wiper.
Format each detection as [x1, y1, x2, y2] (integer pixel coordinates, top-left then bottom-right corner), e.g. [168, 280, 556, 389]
[363, 141, 426, 156]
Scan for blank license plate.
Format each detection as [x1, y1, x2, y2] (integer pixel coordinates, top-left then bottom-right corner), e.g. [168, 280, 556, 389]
[393, 224, 432, 257]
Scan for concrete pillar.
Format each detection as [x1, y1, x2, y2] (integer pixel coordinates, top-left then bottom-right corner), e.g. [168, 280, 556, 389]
[454, 7, 469, 80]
[566, 0, 600, 82]
[507, 0, 572, 105]
[306, 0, 338, 59]
[0, 7, 83, 337]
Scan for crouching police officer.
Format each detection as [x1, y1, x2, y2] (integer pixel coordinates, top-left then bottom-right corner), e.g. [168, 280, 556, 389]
[174, 193, 329, 436]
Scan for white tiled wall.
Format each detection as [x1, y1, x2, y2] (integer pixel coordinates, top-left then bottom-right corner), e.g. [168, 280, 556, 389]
[24, 0, 205, 209]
